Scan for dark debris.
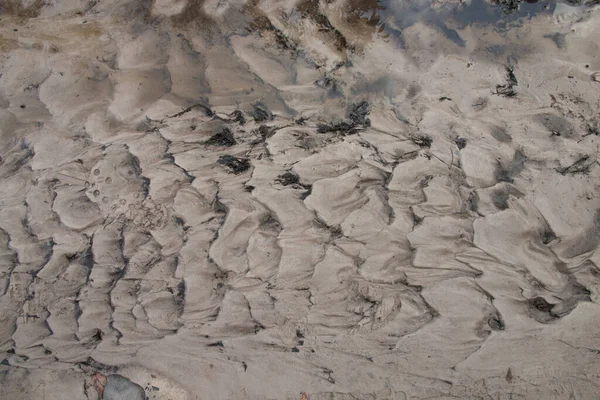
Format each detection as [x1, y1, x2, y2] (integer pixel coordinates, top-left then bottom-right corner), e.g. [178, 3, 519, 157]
[205, 127, 236, 147]
[411, 135, 432, 148]
[276, 172, 300, 186]
[229, 110, 246, 125]
[317, 101, 370, 134]
[495, 66, 518, 97]
[217, 155, 251, 174]
[556, 155, 595, 175]
[249, 101, 273, 122]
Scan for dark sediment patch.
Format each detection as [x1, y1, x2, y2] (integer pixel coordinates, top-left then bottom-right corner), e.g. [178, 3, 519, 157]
[317, 101, 371, 134]
[495, 66, 518, 97]
[496, 150, 527, 183]
[488, 314, 505, 330]
[527, 296, 558, 323]
[229, 110, 246, 125]
[411, 135, 433, 148]
[538, 113, 575, 138]
[541, 228, 557, 244]
[491, 126, 512, 143]
[296, 0, 352, 53]
[217, 155, 251, 174]
[205, 127, 236, 147]
[491, 190, 510, 210]
[276, 172, 300, 186]
[544, 32, 567, 48]
[249, 101, 274, 123]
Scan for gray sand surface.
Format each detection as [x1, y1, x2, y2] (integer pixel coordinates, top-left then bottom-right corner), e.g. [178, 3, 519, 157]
[0, 0, 599, 398]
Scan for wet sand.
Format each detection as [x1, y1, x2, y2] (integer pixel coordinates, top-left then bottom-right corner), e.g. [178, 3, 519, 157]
[1, 0, 600, 398]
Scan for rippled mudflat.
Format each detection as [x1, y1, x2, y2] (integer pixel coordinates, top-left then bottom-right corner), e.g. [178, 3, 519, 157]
[0, 0, 599, 398]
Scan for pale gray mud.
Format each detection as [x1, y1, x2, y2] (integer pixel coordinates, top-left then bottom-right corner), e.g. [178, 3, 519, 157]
[0, 0, 599, 398]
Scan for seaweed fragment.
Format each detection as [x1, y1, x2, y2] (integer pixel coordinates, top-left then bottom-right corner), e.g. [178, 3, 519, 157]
[167, 103, 214, 118]
[250, 125, 276, 145]
[249, 101, 273, 122]
[217, 155, 251, 174]
[276, 172, 300, 186]
[256, 125, 275, 140]
[205, 127, 236, 147]
[348, 100, 370, 126]
[317, 121, 356, 134]
[493, 0, 521, 15]
[555, 155, 595, 175]
[584, 120, 599, 137]
[411, 135, 432, 148]
[317, 101, 370, 134]
[229, 110, 245, 125]
[495, 66, 518, 97]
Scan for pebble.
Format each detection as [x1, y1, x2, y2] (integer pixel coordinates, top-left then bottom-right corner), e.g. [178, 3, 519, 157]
[103, 375, 145, 400]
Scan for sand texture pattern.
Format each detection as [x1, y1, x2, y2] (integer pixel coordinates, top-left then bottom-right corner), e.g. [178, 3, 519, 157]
[0, 0, 600, 398]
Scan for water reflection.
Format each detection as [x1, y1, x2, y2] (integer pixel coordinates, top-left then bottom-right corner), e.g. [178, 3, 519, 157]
[373, 0, 556, 48]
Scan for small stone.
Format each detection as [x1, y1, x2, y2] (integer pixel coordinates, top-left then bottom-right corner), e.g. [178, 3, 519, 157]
[592, 72, 600, 82]
[103, 375, 145, 400]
